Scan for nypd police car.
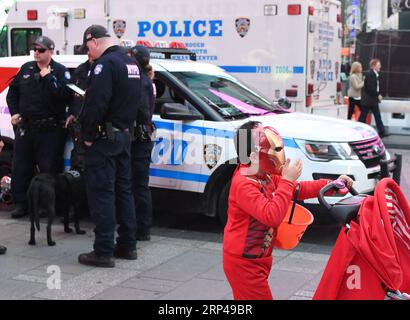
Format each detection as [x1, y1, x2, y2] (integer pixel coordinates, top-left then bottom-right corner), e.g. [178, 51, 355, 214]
[0, 51, 401, 224]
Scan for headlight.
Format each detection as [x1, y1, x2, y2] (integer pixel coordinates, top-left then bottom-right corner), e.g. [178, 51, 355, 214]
[295, 140, 359, 162]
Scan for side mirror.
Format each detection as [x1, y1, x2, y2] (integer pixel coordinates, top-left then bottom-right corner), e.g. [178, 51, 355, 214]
[160, 103, 204, 121]
[277, 97, 292, 109]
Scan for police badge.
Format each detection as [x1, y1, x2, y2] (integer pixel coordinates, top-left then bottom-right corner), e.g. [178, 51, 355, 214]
[235, 17, 250, 38]
[113, 20, 126, 39]
[203, 144, 222, 170]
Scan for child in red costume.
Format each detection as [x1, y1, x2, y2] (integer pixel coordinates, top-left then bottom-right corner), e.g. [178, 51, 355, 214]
[223, 121, 353, 300]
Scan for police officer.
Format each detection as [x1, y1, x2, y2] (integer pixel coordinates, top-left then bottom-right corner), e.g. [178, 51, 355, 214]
[130, 45, 156, 241]
[6, 36, 71, 218]
[65, 50, 94, 171]
[77, 25, 141, 268]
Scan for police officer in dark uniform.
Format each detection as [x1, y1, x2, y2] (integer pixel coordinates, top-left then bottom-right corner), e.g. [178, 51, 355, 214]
[6, 36, 71, 218]
[130, 45, 156, 241]
[65, 50, 93, 171]
[77, 25, 141, 268]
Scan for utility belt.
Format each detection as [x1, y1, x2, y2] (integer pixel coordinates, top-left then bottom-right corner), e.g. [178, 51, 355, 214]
[133, 123, 156, 142]
[95, 122, 129, 142]
[17, 117, 62, 135]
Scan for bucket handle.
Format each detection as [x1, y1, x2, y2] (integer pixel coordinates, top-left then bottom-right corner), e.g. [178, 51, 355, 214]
[288, 183, 300, 224]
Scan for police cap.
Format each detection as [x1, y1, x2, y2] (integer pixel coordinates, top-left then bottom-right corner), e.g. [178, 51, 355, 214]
[33, 36, 55, 50]
[80, 25, 111, 51]
[131, 45, 150, 67]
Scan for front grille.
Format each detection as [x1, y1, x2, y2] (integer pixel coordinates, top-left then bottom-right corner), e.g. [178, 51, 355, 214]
[350, 136, 386, 168]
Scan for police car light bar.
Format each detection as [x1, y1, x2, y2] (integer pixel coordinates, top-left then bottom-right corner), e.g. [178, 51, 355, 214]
[136, 40, 195, 61]
[136, 40, 152, 48]
[148, 47, 196, 61]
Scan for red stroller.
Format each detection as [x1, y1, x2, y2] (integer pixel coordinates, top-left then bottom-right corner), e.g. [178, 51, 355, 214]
[313, 178, 410, 300]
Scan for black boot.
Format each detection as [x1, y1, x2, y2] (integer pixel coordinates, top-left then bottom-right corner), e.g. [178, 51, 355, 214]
[10, 204, 27, 218]
[0, 245, 6, 255]
[114, 247, 137, 260]
[78, 251, 115, 268]
[136, 233, 151, 241]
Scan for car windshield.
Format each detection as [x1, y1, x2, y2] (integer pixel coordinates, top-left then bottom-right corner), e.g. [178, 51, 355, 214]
[172, 71, 281, 119]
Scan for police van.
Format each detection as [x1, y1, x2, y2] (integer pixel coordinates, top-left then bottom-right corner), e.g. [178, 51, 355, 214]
[2, 0, 345, 117]
[0, 49, 401, 224]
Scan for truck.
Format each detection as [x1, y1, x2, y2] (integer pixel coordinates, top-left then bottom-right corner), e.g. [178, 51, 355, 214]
[0, 51, 401, 224]
[1, 0, 347, 118]
[356, 29, 410, 135]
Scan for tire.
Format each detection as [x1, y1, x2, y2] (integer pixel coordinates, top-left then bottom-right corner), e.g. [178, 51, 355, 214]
[217, 179, 232, 226]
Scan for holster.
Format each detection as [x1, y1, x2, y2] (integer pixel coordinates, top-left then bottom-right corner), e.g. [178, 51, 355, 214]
[133, 123, 156, 142]
[95, 122, 115, 142]
[68, 120, 86, 155]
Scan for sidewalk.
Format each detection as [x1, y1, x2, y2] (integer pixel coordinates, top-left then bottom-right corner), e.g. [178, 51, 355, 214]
[0, 215, 332, 300]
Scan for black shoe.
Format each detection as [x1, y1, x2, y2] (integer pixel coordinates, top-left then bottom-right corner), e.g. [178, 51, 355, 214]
[0, 245, 6, 255]
[78, 251, 115, 268]
[114, 247, 137, 260]
[136, 234, 151, 241]
[10, 205, 27, 218]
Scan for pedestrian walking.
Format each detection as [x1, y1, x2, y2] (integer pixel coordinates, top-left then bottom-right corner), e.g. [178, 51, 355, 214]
[6, 35, 71, 218]
[359, 58, 387, 137]
[223, 121, 353, 300]
[77, 25, 141, 268]
[130, 45, 156, 241]
[347, 62, 364, 120]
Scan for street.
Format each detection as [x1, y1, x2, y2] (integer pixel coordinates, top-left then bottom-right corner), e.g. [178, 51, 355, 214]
[0, 146, 407, 300]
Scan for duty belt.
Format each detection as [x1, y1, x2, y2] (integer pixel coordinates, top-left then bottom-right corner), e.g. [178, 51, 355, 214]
[96, 123, 129, 142]
[17, 117, 61, 135]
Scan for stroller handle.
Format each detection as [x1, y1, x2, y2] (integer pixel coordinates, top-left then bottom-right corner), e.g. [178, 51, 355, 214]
[318, 180, 359, 210]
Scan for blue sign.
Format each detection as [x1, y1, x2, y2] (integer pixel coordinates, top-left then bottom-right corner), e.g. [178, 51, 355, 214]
[137, 20, 223, 37]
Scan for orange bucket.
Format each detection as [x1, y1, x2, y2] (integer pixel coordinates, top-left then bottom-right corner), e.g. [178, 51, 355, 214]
[273, 203, 314, 250]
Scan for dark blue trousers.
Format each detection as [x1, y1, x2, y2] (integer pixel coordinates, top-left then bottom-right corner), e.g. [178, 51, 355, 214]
[358, 102, 386, 136]
[131, 141, 154, 237]
[84, 132, 136, 257]
[11, 128, 65, 204]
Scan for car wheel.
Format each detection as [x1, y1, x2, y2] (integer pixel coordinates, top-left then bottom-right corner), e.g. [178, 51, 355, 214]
[217, 180, 231, 226]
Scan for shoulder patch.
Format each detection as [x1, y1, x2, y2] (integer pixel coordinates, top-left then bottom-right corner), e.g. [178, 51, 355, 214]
[94, 64, 104, 75]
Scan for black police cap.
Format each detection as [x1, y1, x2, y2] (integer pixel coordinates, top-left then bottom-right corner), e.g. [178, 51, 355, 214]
[33, 36, 55, 50]
[131, 45, 150, 67]
[80, 25, 111, 51]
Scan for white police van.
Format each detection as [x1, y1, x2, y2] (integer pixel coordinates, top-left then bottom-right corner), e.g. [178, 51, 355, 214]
[0, 50, 401, 224]
[2, 0, 345, 117]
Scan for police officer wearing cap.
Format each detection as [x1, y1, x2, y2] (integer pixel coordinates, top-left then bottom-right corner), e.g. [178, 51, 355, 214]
[6, 35, 71, 218]
[77, 25, 141, 268]
[130, 45, 156, 241]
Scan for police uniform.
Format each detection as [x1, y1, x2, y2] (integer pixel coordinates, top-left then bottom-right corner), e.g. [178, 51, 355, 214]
[78, 26, 141, 266]
[6, 37, 71, 217]
[67, 59, 92, 171]
[130, 45, 155, 241]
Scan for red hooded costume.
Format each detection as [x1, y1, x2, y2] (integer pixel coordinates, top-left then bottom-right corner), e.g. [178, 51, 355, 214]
[314, 178, 410, 300]
[223, 164, 331, 300]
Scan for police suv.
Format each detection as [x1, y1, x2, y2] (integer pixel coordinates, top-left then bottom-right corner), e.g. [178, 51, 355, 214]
[0, 48, 401, 224]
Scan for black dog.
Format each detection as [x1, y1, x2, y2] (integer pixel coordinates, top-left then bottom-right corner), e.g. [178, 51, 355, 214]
[28, 171, 86, 246]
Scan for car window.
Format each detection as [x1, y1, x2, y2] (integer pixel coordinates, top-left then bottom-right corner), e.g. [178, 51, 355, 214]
[153, 73, 195, 115]
[171, 71, 279, 120]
